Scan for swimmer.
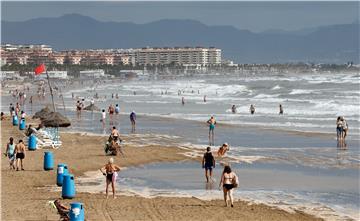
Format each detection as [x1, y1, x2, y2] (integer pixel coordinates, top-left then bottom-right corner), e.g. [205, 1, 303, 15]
[217, 143, 230, 157]
[250, 104, 255, 115]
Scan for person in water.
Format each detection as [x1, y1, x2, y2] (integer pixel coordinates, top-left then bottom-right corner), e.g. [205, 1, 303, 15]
[218, 143, 230, 157]
[182, 97, 185, 106]
[115, 104, 120, 114]
[101, 109, 106, 128]
[336, 116, 343, 141]
[207, 116, 216, 145]
[219, 165, 239, 207]
[279, 104, 284, 115]
[204, 95, 207, 103]
[5, 137, 16, 170]
[231, 105, 237, 114]
[15, 139, 26, 171]
[130, 111, 136, 133]
[100, 158, 121, 199]
[202, 147, 215, 183]
[342, 116, 349, 140]
[250, 104, 255, 115]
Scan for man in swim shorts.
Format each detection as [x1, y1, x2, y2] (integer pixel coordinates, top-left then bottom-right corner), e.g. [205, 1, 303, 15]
[207, 116, 216, 145]
[218, 143, 230, 157]
[15, 139, 26, 171]
[202, 147, 216, 183]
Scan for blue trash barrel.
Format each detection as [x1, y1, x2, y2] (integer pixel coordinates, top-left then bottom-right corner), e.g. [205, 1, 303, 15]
[69, 202, 85, 221]
[57, 164, 69, 186]
[28, 135, 37, 151]
[44, 152, 54, 170]
[12, 115, 18, 126]
[19, 119, 26, 130]
[62, 174, 76, 199]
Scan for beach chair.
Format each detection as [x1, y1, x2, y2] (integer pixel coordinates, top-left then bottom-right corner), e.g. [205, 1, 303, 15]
[29, 127, 62, 149]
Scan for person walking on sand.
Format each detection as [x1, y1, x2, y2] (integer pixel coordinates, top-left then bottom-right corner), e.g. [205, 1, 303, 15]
[218, 143, 230, 157]
[219, 165, 239, 207]
[207, 116, 216, 145]
[250, 104, 255, 115]
[130, 111, 136, 133]
[5, 137, 16, 170]
[279, 104, 284, 115]
[202, 147, 215, 183]
[100, 158, 121, 199]
[15, 139, 26, 171]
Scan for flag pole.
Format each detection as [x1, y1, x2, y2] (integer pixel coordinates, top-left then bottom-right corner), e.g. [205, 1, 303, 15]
[46, 70, 56, 112]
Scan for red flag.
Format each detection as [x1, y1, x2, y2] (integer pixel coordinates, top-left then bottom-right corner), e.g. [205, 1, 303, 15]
[34, 64, 46, 75]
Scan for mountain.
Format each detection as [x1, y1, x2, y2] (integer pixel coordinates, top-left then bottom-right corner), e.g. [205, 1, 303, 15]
[2, 14, 359, 63]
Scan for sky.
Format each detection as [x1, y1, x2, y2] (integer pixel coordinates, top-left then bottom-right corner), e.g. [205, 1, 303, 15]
[1, 1, 359, 32]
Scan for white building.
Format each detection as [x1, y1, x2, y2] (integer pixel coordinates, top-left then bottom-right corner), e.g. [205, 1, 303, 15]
[36, 71, 68, 79]
[79, 69, 105, 78]
[134, 47, 221, 66]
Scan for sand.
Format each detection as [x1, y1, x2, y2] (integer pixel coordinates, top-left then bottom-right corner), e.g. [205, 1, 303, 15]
[1, 116, 322, 221]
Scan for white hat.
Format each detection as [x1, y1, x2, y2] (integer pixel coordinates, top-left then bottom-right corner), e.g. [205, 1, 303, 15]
[223, 143, 228, 146]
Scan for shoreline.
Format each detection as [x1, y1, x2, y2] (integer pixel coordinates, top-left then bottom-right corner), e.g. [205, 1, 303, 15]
[1, 116, 323, 221]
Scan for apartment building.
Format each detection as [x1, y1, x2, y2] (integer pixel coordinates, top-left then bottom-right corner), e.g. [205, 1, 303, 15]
[134, 47, 221, 66]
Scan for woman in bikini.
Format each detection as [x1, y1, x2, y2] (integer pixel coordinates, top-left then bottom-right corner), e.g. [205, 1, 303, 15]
[100, 158, 121, 199]
[219, 165, 238, 207]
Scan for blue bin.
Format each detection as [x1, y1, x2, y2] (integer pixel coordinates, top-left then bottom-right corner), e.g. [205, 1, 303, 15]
[19, 119, 26, 130]
[12, 115, 18, 126]
[62, 174, 76, 199]
[44, 152, 54, 170]
[69, 202, 85, 221]
[28, 135, 37, 151]
[57, 164, 69, 186]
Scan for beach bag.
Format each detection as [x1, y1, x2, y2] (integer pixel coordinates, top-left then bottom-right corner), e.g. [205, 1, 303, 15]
[232, 174, 239, 188]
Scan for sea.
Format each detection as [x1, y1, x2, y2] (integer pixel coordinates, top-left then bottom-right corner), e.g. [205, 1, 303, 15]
[2, 72, 359, 220]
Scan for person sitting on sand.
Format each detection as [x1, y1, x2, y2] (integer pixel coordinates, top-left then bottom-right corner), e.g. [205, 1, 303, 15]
[5, 137, 16, 170]
[53, 199, 70, 221]
[202, 147, 215, 183]
[218, 143, 230, 157]
[100, 158, 121, 199]
[219, 165, 239, 207]
[15, 139, 26, 171]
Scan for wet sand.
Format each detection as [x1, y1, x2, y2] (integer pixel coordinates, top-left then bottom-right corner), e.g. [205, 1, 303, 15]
[1, 116, 322, 220]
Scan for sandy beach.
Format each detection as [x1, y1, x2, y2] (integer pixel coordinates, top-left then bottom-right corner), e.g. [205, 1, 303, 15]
[1, 116, 322, 221]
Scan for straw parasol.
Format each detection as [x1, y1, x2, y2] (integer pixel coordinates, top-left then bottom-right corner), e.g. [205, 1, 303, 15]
[41, 112, 71, 127]
[33, 106, 52, 120]
[83, 103, 100, 111]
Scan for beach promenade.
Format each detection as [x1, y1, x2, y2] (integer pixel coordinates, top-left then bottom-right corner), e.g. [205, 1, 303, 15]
[1, 115, 322, 221]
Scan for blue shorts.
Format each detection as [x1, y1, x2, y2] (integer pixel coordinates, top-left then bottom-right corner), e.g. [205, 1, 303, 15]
[337, 127, 343, 136]
[204, 163, 213, 171]
[209, 124, 215, 131]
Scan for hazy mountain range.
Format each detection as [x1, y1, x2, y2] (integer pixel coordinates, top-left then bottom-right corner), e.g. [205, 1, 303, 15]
[2, 14, 359, 63]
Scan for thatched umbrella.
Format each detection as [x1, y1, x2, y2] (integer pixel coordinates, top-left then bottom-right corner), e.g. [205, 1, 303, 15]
[83, 103, 100, 111]
[33, 106, 52, 120]
[41, 112, 71, 127]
